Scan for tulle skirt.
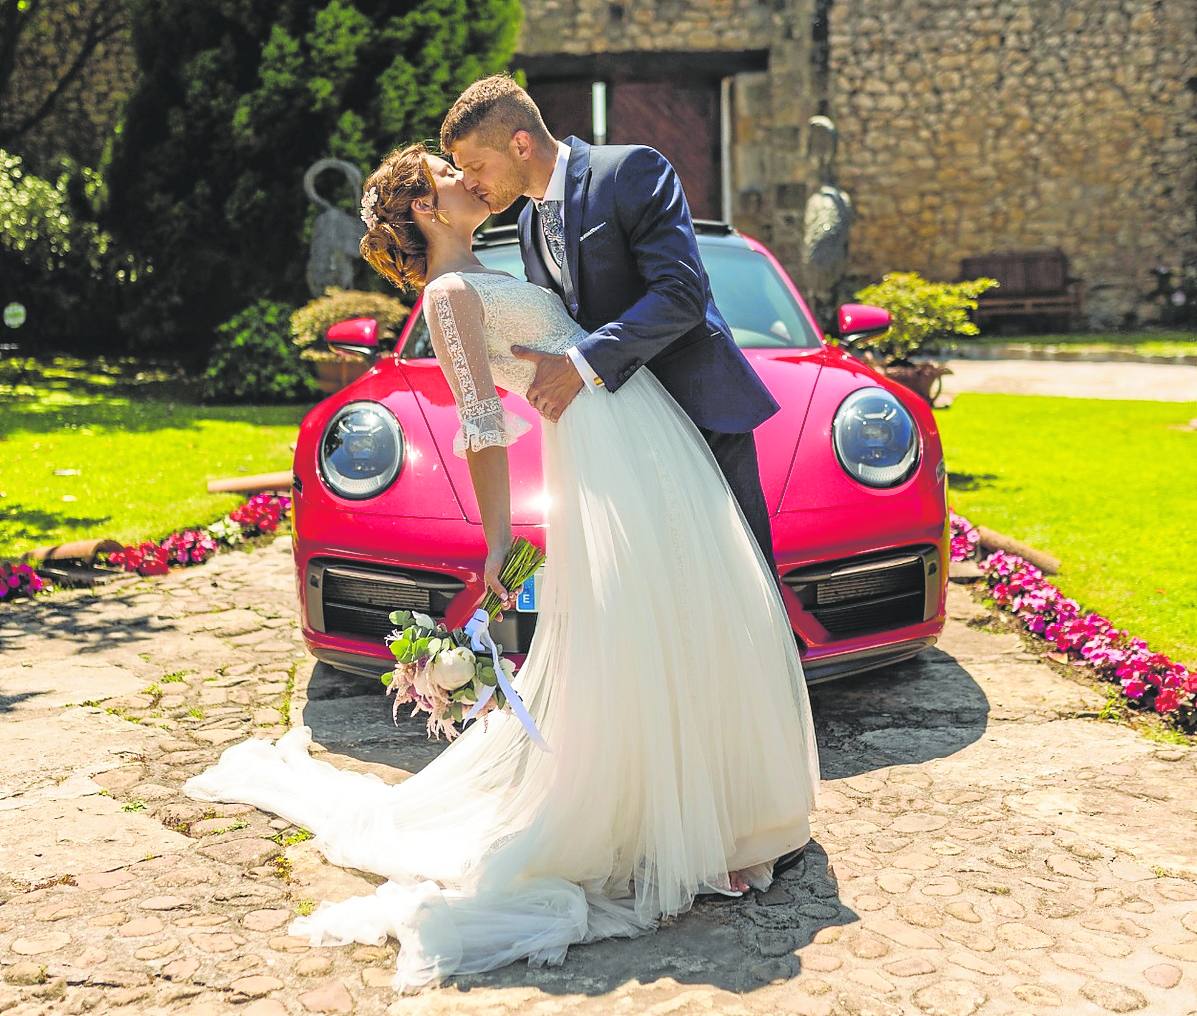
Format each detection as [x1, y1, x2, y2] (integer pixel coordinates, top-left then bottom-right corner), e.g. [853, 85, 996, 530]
[182, 366, 821, 991]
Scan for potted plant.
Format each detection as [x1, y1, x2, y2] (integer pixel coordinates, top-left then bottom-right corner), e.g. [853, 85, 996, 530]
[842, 271, 998, 405]
[291, 287, 411, 393]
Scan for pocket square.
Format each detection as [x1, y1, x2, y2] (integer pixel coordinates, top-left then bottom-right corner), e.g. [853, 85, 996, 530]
[579, 222, 608, 242]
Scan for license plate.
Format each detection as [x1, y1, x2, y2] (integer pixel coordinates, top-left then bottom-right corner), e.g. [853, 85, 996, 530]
[515, 566, 544, 613]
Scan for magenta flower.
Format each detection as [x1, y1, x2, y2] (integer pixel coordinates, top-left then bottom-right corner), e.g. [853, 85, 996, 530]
[1121, 677, 1147, 699]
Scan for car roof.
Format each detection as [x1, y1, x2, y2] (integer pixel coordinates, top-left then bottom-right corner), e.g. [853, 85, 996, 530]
[473, 219, 756, 252]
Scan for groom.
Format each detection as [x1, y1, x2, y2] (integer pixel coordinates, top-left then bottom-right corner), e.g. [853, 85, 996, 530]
[441, 75, 784, 581]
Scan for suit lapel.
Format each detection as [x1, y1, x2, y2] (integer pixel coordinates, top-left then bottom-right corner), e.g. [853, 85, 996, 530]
[517, 201, 553, 289]
[562, 135, 592, 309]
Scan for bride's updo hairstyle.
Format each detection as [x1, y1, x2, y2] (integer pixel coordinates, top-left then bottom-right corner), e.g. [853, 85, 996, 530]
[359, 142, 448, 291]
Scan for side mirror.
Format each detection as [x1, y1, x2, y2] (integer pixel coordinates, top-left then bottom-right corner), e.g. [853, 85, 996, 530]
[835, 303, 891, 347]
[326, 317, 380, 362]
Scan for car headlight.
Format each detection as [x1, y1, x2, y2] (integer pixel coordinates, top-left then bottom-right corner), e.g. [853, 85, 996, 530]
[318, 400, 404, 499]
[832, 387, 919, 488]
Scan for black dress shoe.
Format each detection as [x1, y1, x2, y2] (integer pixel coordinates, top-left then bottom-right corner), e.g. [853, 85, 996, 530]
[773, 843, 807, 877]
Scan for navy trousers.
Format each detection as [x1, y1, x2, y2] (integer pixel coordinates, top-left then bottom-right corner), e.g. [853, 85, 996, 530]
[695, 426, 783, 596]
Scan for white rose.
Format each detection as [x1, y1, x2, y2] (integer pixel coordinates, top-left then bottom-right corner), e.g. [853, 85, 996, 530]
[498, 658, 517, 682]
[430, 647, 476, 691]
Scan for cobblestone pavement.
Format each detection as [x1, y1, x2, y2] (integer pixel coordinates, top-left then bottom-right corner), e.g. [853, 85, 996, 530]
[1, 536, 1196, 1015]
[938, 359, 1197, 403]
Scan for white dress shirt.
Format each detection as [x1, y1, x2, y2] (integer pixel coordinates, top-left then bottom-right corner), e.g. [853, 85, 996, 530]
[532, 140, 601, 394]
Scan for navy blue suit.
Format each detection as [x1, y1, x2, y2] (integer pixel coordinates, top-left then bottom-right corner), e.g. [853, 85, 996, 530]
[517, 136, 781, 574]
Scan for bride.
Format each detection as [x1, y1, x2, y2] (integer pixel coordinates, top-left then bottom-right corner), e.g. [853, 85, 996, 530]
[183, 142, 822, 992]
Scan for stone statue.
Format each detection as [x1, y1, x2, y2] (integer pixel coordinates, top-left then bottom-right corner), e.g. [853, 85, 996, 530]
[304, 158, 367, 297]
[802, 116, 855, 321]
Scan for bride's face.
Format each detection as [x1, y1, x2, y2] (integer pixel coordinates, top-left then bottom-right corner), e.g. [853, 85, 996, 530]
[420, 155, 490, 232]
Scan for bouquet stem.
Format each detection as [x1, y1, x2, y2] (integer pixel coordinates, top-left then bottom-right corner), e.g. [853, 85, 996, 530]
[479, 537, 545, 618]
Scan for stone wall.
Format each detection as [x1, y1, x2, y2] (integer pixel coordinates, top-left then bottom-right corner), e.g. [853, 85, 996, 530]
[518, 0, 1196, 328]
[827, 0, 1197, 327]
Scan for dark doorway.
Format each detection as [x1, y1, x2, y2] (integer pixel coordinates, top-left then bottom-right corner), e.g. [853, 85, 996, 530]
[606, 79, 721, 219]
[520, 75, 720, 221]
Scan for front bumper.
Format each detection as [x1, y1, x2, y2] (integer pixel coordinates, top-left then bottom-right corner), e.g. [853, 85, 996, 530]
[294, 501, 948, 686]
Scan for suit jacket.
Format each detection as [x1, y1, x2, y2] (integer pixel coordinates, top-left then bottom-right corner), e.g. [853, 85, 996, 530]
[517, 136, 780, 434]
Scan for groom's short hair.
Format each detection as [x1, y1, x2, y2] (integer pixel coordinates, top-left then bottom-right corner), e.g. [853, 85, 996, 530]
[441, 74, 553, 153]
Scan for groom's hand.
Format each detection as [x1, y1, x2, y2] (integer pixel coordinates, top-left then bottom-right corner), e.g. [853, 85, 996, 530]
[511, 346, 583, 423]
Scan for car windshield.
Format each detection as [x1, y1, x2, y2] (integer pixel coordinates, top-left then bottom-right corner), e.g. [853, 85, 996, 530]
[401, 237, 821, 357]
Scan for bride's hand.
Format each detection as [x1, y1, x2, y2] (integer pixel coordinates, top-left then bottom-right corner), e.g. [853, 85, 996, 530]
[484, 542, 518, 618]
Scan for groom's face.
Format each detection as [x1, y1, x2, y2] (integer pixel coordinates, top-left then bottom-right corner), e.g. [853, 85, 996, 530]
[450, 131, 531, 215]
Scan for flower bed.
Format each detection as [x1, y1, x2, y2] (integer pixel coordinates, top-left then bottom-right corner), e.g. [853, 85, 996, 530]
[0, 493, 292, 605]
[0, 562, 47, 603]
[950, 510, 1195, 732]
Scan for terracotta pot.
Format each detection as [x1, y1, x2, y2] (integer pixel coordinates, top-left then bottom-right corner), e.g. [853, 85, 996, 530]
[880, 361, 953, 406]
[313, 356, 371, 394]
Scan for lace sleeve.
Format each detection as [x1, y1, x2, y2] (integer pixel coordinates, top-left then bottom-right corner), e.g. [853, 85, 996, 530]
[424, 275, 532, 459]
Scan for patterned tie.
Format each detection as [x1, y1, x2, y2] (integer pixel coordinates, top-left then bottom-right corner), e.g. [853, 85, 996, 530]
[539, 199, 565, 269]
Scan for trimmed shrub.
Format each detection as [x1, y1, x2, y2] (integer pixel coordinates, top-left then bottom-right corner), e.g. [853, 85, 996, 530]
[851, 271, 998, 362]
[202, 299, 321, 404]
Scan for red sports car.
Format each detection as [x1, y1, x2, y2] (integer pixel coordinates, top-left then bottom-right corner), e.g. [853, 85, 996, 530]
[291, 222, 949, 684]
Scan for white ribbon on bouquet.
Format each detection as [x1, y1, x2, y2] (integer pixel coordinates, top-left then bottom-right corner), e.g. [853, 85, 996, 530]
[460, 607, 551, 752]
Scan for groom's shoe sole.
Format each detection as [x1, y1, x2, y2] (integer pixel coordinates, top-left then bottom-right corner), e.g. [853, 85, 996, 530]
[773, 844, 808, 878]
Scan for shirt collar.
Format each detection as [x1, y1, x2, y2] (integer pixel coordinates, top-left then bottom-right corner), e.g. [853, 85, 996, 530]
[533, 140, 571, 206]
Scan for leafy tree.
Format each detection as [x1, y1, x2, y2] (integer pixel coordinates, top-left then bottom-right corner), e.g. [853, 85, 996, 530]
[0, 0, 131, 166]
[101, 0, 520, 365]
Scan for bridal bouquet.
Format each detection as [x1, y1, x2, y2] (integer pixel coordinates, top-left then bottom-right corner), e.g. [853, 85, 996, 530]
[380, 538, 550, 750]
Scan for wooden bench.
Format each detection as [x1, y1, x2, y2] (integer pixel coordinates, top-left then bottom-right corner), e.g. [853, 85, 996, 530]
[960, 248, 1083, 330]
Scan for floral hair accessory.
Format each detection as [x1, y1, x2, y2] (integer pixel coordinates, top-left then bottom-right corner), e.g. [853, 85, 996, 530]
[360, 186, 380, 229]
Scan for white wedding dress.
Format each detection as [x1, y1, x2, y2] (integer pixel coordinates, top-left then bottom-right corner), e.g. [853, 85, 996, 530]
[183, 268, 822, 991]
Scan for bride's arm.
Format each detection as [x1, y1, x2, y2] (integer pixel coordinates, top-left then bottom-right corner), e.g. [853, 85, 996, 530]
[424, 276, 532, 603]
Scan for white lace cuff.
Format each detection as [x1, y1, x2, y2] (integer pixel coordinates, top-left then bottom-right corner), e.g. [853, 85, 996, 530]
[452, 401, 533, 458]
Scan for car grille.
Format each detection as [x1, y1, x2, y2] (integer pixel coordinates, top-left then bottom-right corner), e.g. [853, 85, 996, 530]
[783, 545, 939, 638]
[307, 559, 466, 641]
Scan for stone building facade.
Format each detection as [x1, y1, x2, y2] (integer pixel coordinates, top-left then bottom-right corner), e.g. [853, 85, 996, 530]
[516, 0, 1197, 329]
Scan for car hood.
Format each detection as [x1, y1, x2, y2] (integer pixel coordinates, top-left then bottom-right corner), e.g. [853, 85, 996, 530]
[400, 348, 829, 524]
[296, 361, 469, 520]
[397, 359, 546, 525]
[741, 348, 826, 514]
[773, 346, 943, 515]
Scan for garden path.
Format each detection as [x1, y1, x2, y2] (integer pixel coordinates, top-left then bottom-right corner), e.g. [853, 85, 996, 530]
[0, 538, 1195, 1014]
[939, 359, 1197, 403]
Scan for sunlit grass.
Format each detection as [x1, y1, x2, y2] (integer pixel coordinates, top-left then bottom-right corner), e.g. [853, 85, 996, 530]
[936, 392, 1197, 667]
[0, 355, 311, 558]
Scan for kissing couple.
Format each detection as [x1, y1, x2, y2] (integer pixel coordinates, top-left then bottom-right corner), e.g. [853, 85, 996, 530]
[185, 73, 822, 992]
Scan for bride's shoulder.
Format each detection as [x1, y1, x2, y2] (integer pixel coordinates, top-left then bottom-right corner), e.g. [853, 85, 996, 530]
[424, 271, 470, 296]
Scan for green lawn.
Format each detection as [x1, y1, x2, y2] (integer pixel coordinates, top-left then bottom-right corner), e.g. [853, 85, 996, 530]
[969, 329, 1196, 358]
[0, 356, 310, 559]
[936, 393, 1197, 668]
